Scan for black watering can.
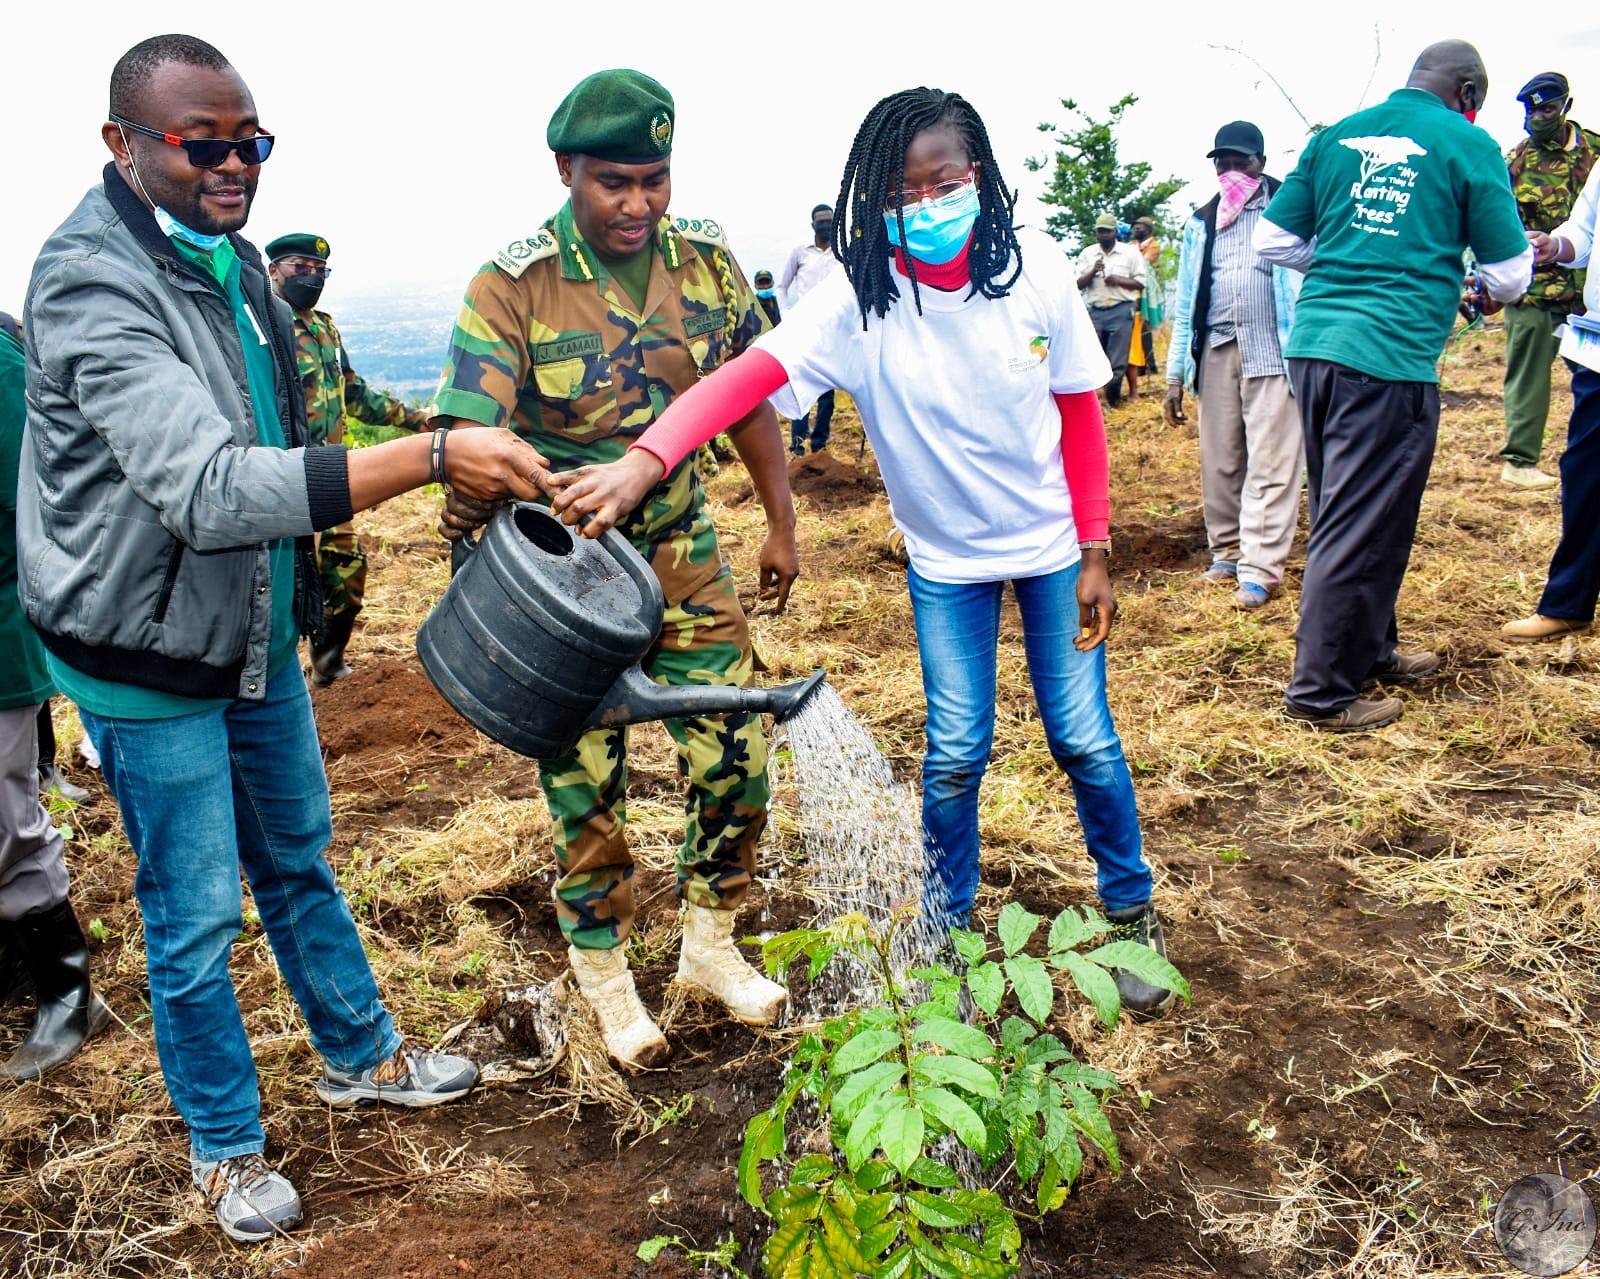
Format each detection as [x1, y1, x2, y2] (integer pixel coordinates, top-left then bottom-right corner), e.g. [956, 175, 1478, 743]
[416, 503, 826, 759]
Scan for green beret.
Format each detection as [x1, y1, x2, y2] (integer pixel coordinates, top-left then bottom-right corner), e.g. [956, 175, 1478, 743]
[547, 69, 674, 164]
[265, 232, 330, 262]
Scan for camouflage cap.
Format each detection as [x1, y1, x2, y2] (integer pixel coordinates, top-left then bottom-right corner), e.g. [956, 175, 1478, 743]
[547, 69, 674, 164]
[265, 232, 330, 262]
[1517, 72, 1569, 109]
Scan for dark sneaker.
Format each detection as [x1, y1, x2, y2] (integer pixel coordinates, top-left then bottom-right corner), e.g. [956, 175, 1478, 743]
[191, 1153, 302, 1243]
[1283, 695, 1402, 733]
[315, 1043, 477, 1108]
[1365, 650, 1440, 686]
[1103, 903, 1176, 1019]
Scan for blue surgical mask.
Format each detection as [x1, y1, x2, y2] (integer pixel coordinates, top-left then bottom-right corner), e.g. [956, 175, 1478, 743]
[883, 182, 980, 265]
[755, 288, 775, 299]
[154, 206, 228, 252]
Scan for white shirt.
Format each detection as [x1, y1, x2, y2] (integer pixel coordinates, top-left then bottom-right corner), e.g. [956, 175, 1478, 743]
[780, 242, 843, 310]
[1072, 241, 1147, 306]
[756, 228, 1112, 584]
[1553, 161, 1600, 316]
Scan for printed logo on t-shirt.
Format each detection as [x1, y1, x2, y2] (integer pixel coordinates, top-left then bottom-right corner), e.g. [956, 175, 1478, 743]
[1007, 335, 1050, 374]
[1339, 135, 1429, 237]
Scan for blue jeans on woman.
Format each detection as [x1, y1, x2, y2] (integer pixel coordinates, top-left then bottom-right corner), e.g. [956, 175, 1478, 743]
[80, 665, 399, 1162]
[908, 561, 1151, 924]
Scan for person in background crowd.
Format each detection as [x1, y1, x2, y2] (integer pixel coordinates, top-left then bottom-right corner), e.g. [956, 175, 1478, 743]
[548, 86, 1179, 1020]
[1125, 214, 1163, 400]
[1165, 121, 1303, 610]
[20, 34, 550, 1240]
[753, 268, 781, 326]
[780, 202, 844, 453]
[1498, 72, 1598, 489]
[1, 312, 110, 1082]
[1075, 213, 1146, 407]
[1256, 39, 1532, 732]
[1502, 161, 1600, 642]
[265, 233, 430, 684]
[432, 69, 799, 1072]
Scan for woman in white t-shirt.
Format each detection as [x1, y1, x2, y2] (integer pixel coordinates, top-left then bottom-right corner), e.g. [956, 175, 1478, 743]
[547, 88, 1173, 1017]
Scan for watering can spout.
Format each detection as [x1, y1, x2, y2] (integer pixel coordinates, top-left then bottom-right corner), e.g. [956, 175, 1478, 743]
[585, 667, 828, 733]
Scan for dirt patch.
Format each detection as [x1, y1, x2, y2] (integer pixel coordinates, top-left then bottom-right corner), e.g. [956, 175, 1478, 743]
[313, 656, 477, 764]
[734, 450, 882, 512]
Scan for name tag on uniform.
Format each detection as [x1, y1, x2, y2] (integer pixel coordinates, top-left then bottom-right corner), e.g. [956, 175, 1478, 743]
[534, 333, 604, 363]
[683, 308, 728, 339]
[242, 302, 269, 346]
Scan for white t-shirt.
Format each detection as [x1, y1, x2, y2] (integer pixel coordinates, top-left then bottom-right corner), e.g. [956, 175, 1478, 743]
[756, 228, 1112, 584]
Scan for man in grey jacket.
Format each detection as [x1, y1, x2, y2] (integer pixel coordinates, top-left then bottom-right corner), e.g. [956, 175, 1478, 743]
[19, 34, 549, 1243]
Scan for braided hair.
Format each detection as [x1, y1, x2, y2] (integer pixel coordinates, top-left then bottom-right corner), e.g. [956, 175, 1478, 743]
[830, 88, 1022, 326]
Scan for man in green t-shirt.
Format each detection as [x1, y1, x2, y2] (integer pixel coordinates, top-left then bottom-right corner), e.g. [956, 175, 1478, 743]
[1257, 39, 1532, 732]
[0, 316, 111, 1081]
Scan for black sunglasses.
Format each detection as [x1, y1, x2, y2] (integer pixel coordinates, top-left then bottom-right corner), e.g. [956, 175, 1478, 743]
[111, 113, 274, 169]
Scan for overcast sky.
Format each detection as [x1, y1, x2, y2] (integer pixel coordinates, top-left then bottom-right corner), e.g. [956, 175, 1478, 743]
[4, 2, 1598, 312]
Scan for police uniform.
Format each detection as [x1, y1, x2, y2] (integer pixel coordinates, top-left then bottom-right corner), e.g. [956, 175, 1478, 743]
[265, 233, 429, 678]
[1501, 73, 1600, 469]
[433, 71, 772, 952]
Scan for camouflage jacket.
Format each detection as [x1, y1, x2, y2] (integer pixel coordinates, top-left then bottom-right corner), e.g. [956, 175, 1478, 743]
[433, 200, 768, 604]
[1506, 121, 1600, 306]
[292, 308, 423, 445]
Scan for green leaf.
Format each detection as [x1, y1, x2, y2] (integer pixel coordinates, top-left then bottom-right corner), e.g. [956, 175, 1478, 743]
[907, 1156, 962, 1188]
[1024, 1033, 1071, 1066]
[906, 1190, 975, 1229]
[879, 1099, 926, 1173]
[1058, 1130, 1084, 1189]
[1002, 955, 1055, 1023]
[915, 1016, 994, 1061]
[762, 1221, 815, 1279]
[998, 1017, 1034, 1056]
[854, 1191, 897, 1232]
[918, 1087, 989, 1155]
[911, 1054, 1001, 1099]
[909, 1230, 963, 1279]
[845, 1091, 901, 1170]
[997, 902, 1041, 957]
[1083, 939, 1191, 1002]
[879, 1243, 916, 1279]
[1049, 1061, 1120, 1093]
[790, 1153, 839, 1185]
[964, 961, 1005, 1016]
[941, 1233, 1016, 1279]
[860, 1219, 902, 1262]
[1046, 905, 1111, 954]
[739, 1109, 784, 1210]
[637, 1236, 677, 1263]
[950, 928, 987, 965]
[767, 1186, 824, 1221]
[831, 1059, 906, 1121]
[857, 1159, 897, 1191]
[832, 1029, 901, 1074]
[1066, 1086, 1121, 1173]
[1060, 951, 1122, 1030]
[820, 1197, 873, 1275]
[1015, 1125, 1043, 1183]
[1037, 1157, 1065, 1212]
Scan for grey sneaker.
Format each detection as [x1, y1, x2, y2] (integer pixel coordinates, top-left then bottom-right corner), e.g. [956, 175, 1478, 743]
[191, 1153, 302, 1243]
[1104, 903, 1177, 1020]
[315, 1043, 477, 1108]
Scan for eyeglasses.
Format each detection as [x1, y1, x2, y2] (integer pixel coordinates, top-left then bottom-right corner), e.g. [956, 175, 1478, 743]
[884, 168, 976, 213]
[278, 260, 331, 279]
[111, 114, 275, 169]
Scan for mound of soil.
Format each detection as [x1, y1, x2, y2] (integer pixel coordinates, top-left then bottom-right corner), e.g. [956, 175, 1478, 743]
[313, 655, 476, 762]
[735, 450, 883, 512]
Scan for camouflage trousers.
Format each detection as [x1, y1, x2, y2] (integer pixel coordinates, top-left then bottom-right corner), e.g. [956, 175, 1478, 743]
[317, 523, 368, 621]
[539, 564, 770, 951]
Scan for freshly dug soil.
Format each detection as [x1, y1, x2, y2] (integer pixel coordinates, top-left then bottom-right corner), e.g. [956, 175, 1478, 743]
[313, 656, 477, 763]
[735, 450, 883, 512]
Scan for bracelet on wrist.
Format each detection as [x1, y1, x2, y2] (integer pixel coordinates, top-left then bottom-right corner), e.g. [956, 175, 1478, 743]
[429, 425, 450, 487]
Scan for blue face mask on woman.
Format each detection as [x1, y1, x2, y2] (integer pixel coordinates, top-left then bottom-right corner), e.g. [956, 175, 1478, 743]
[883, 181, 980, 265]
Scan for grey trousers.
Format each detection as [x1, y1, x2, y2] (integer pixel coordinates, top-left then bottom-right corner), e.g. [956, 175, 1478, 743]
[1089, 302, 1136, 406]
[0, 704, 69, 921]
[1197, 341, 1305, 588]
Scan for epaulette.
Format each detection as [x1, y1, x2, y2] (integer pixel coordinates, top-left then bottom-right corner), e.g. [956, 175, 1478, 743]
[492, 228, 561, 279]
[671, 216, 729, 250]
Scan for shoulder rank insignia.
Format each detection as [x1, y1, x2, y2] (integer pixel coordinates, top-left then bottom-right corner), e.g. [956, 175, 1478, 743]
[493, 228, 561, 279]
[671, 216, 729, 249]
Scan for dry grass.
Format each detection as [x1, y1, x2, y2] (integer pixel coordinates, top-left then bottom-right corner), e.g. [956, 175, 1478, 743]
[3, 327, 1598, 1277]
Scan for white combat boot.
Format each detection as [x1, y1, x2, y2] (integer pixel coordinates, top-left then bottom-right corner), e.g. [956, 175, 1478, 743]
[568, 945, 670, 1071]
[676, 904, 788, 1026]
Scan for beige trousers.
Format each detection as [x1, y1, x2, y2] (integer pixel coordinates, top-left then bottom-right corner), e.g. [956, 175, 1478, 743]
[1197, 341, 1305, 588]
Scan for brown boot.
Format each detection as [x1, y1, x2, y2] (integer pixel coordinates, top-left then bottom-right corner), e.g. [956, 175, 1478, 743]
[1283, 695, 1403, 733]
[1500, 614, 1591, 643]
[1365, 650, 1441, 687]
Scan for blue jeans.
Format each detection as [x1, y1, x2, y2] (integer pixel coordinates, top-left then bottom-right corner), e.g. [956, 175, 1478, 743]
[81, 665, 399, 1162]
[908, 562, 1151, 923]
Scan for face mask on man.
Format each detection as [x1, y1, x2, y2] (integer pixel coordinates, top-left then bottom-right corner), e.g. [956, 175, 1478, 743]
[755, 287, 776, 299]
[883, 183, 980, 265]
[1527, 109, 1568, 146]
[120, 124, 229, 251]
[279, 273, 326, 311]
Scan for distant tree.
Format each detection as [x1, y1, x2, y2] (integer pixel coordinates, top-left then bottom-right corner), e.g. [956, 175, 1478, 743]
[1025, 95, 1186, 251]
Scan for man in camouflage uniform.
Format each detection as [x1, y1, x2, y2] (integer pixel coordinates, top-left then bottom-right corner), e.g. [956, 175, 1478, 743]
[265, 232, 430, 682]
[432, 70, 799, 1070]
[1500, 73, 1599, 489]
